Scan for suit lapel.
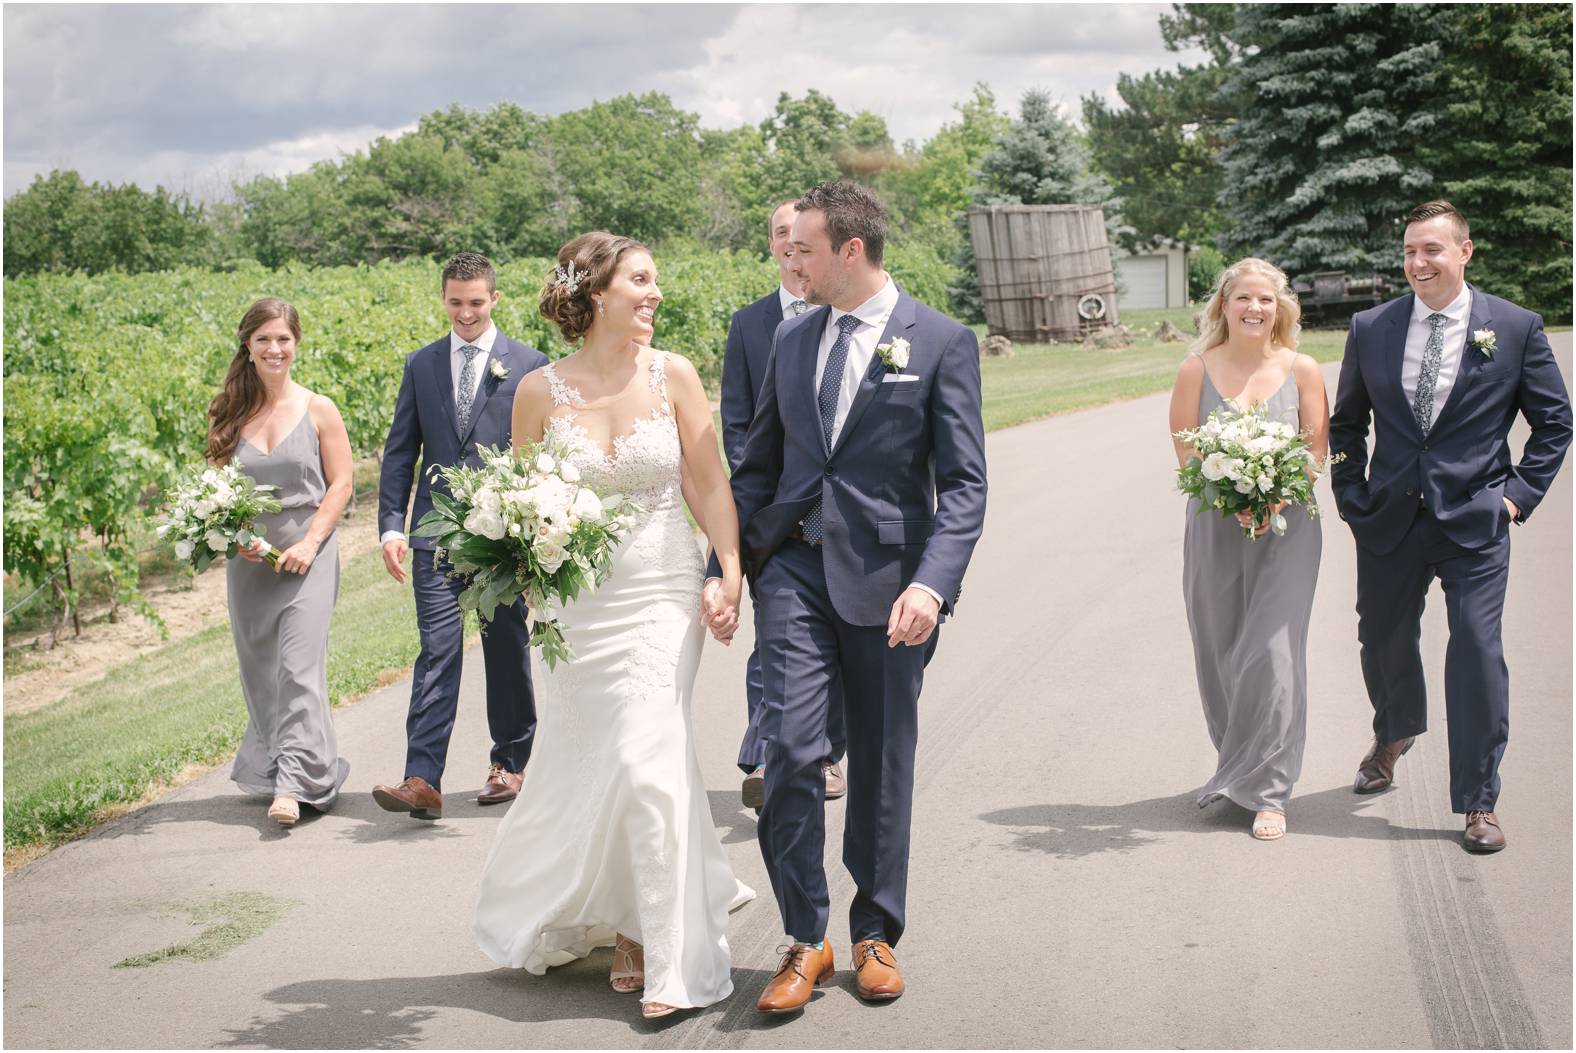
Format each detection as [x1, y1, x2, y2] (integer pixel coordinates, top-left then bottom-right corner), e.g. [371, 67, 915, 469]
[793, 307, 830, 454]
[431, 339, 460, 437]
[830, 292, 916, 458]
[458, 337, 511, 450]
[1431, 287, 1495, 433]
[762, 296, 785, 349]
[1380, 295, 1418, 432]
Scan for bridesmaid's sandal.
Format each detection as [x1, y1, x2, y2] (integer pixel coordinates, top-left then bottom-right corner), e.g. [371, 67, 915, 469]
[268, 797, 300, 827]
[610, 935, 645, 993]
[1252, 810, 1286, 841]
[641, 1001, 679, 1020]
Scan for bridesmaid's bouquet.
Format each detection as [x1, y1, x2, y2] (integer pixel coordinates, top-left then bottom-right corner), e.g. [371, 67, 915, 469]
[412, 438, 640, 669]
[158, 463, 283, 571]
[1173, 406, 1341, 540]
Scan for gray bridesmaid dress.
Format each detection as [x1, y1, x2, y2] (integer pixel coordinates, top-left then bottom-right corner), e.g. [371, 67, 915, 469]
[1182, 368, 1321, 813]
[226, 411, 349, 808]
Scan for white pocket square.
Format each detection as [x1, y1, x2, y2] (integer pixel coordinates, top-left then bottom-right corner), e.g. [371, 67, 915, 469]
[881, 374, 919, 384]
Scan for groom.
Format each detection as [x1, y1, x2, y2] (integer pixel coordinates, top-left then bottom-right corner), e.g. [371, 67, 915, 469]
[1330, 200, 1571, 852]
[373, 252, 549, 821]
[708, 181, 987, 1012]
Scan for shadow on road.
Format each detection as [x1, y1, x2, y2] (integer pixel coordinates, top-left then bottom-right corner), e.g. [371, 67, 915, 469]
[707, 790, 759, 845]
[86, 791, 492, 846]
[980, 785, 1463, 859]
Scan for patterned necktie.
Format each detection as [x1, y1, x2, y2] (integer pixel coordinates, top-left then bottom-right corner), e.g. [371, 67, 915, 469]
[789, 299, 809, 317]
[456, 344, 482, 432]
[1412, 313, 1446, 435]
[801, 314, 862, 544]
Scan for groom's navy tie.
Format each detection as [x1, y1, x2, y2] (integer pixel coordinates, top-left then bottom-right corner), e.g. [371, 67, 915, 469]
[456, 344, 482, 433]
[801, 314, 862, 544]
[1412, 312, 1447, 436]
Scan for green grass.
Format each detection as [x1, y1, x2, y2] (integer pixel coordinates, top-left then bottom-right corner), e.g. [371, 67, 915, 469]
[114, 892, 295, 968]
[4, 309, 1351, 859]
[977, 305, 1349, 432]
[1, 545, 467, 854]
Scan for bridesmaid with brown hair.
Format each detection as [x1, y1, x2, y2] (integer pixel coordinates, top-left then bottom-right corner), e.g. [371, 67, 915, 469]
[207, 298, 353, 826]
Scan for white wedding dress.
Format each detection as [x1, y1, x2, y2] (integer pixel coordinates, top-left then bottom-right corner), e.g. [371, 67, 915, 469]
[474, 349, 754, 1010]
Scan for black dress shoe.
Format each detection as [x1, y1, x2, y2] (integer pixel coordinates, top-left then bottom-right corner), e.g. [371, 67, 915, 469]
[1354, 736, 1415, 794]
[1464, 811, 1506, 853]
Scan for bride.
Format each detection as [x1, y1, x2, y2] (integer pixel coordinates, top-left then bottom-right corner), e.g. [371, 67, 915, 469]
[474, 231, 754, 1020]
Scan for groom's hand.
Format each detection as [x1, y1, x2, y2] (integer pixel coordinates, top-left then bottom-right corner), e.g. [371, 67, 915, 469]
[887, 587, 940, 648]
[382, 539, 409, 584]
[1504, 496, 1520, 524]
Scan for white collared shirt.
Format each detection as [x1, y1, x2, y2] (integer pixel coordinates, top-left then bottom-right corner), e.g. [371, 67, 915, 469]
[778, 285, 808, 318]
[380, 325, 500, 545]
[814, 276, 899, 448]
[450, 324, 498, 408]
[1401, 284, 1472, 429]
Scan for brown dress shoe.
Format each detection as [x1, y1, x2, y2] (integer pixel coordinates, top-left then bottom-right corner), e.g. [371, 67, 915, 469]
[742, 767, 765, 811]
[477, 764, 522, 805]
[1464, 811, 1507, 853]
[852, 939, 904, 1001]
[757, 942, 834, 1014]
[372, 776, 442, 820]
[823, 760, 846, 800]
[1354, 736, 1415, 794]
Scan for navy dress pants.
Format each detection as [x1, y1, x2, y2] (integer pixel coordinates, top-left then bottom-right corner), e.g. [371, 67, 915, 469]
[406, 552, 536, 791]
[738, 626, 847, 773]
[1355, 507, 1511, 813]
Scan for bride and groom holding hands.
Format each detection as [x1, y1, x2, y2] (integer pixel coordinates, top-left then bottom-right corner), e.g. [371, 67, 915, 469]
[372, 180, 988, 1019]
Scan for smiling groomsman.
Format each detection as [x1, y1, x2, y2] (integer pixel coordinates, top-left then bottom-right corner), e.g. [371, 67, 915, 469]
[722, 198, 847, 812]
[373, 253, 549, 821]
[1329, 201, 1571, 852]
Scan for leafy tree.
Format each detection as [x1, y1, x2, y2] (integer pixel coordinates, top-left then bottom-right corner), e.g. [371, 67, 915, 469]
[883, 84, 1010, 258]
[3, 171, 213, 277]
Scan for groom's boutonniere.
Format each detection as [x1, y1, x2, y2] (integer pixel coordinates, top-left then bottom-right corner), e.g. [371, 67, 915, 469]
[876, 337, 911, 374]
[1471, 329, 1497, 358]
[489, 360, 510, 381]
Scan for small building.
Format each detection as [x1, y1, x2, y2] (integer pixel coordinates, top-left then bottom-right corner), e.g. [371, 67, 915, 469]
[1113, 238, 1193, 310]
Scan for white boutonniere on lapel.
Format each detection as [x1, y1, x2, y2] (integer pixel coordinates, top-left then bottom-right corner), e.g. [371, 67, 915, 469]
[489, 360, 510, 381]
[876, 336, 911, 374]
[1471, 329, 1497, 358]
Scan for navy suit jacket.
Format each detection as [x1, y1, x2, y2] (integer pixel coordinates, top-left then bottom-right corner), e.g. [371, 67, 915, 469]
[379, 332, 550, 550]
[721, 290, 785, 471]
[723, 289, 988, 626]
[1329, 285, 1571, 555]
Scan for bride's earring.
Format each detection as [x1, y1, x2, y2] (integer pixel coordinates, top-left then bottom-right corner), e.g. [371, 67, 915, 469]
[596, 299, 605, 318]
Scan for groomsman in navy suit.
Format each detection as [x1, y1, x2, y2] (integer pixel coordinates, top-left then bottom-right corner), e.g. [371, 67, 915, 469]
[707, 181, 987, 1012]
[1330, 201, 1571, 853]
[722, 197, 846, 811]
[372, 253, 549, 821]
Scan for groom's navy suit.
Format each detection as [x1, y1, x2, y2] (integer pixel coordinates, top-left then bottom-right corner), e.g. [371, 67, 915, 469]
[379, 330, 549, 791]
[723, 285, 987, 945]
[721, 289, 845, 774]
[1330, 285, 1570, 812]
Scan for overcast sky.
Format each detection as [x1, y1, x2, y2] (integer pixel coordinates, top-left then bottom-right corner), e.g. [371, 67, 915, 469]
[3, 3, 1207, 200]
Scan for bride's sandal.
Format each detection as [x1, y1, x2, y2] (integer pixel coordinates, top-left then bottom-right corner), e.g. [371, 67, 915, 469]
[1252, 810, 1287, 841]
[611, 935, 645, 993]
[642, 1001, 679, 1020]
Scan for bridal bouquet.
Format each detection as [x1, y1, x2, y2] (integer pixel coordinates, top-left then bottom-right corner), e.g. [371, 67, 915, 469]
[158, 463, 283, 571]
[1173, 406, 1340, 540]
[412, 438, 639, 669]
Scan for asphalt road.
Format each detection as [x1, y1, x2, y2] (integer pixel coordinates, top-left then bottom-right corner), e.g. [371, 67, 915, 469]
[5, 341, 1570, 1049]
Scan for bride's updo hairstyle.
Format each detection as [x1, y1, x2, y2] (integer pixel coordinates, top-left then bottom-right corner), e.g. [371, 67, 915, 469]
[539, 231, 650, 343]
[1189, 256, 1302, 357]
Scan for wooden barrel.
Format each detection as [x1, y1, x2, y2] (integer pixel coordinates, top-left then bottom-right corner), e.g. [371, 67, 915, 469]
[967, 204, 1120, 342]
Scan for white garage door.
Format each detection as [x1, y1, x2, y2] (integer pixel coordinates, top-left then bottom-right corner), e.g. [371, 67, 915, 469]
[1116, 255, 1168, 309]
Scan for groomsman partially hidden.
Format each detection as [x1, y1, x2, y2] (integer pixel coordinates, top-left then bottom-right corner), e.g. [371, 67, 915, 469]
[1330, 200, 1571, 853]
[372, 253, 549, 820]
[721, 198, 846, 811]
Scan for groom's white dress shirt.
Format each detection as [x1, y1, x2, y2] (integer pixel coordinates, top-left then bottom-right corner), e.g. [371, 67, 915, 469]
[1401, 283, 1472, 430]
[381, 324, 499, 546]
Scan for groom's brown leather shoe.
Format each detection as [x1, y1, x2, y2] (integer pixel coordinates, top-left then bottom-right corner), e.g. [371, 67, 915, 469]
[372, 776, 442, 820]
[1354, 736, 1415, 794]
[852, 939, 904, 1001]
[757, 942, 834, 1014]
[1464, 811, 1507, 853]
[477, 764, 522, 805]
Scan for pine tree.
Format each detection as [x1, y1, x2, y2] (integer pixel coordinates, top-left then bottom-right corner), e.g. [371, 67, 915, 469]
[1217, 3, 1449, 279]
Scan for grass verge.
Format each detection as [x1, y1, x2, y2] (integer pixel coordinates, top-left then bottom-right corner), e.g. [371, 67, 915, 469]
[4, 307, 1347, 862]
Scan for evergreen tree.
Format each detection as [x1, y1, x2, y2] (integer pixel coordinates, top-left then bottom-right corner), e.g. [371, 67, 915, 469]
[1216, 3, 1449, 279]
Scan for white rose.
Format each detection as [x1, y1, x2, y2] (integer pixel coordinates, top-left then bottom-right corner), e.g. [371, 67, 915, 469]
[1234, 477, 1255, 494]
[1257, 475, 1273, 492]
[559, 460, 581, 483]
[156, 523, 172, 539]
[535, 452, 556, 474]
[503, 489, 532, 512]
[888, 337, 911, 369]
[210, 483, 235, 506]
[1201, 453, 1229, 482]
[1222, 458, 1244, 481]
[192, 499, 216, 520]
[1246, 436, 1278, 456]
[473, 487, 502, 514]
[175, 539, 194, 560]
[572, 487, 603, 523]
[464, 507, 507, 540]
[201, 469, 219, 486]
[535, 541, 566, 573]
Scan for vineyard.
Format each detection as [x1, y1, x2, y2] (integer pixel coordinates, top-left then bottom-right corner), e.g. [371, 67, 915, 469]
[2, 244, 957, 632]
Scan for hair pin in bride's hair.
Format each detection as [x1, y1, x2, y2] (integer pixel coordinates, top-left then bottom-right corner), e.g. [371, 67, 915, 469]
[553, 260, 585, 295]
